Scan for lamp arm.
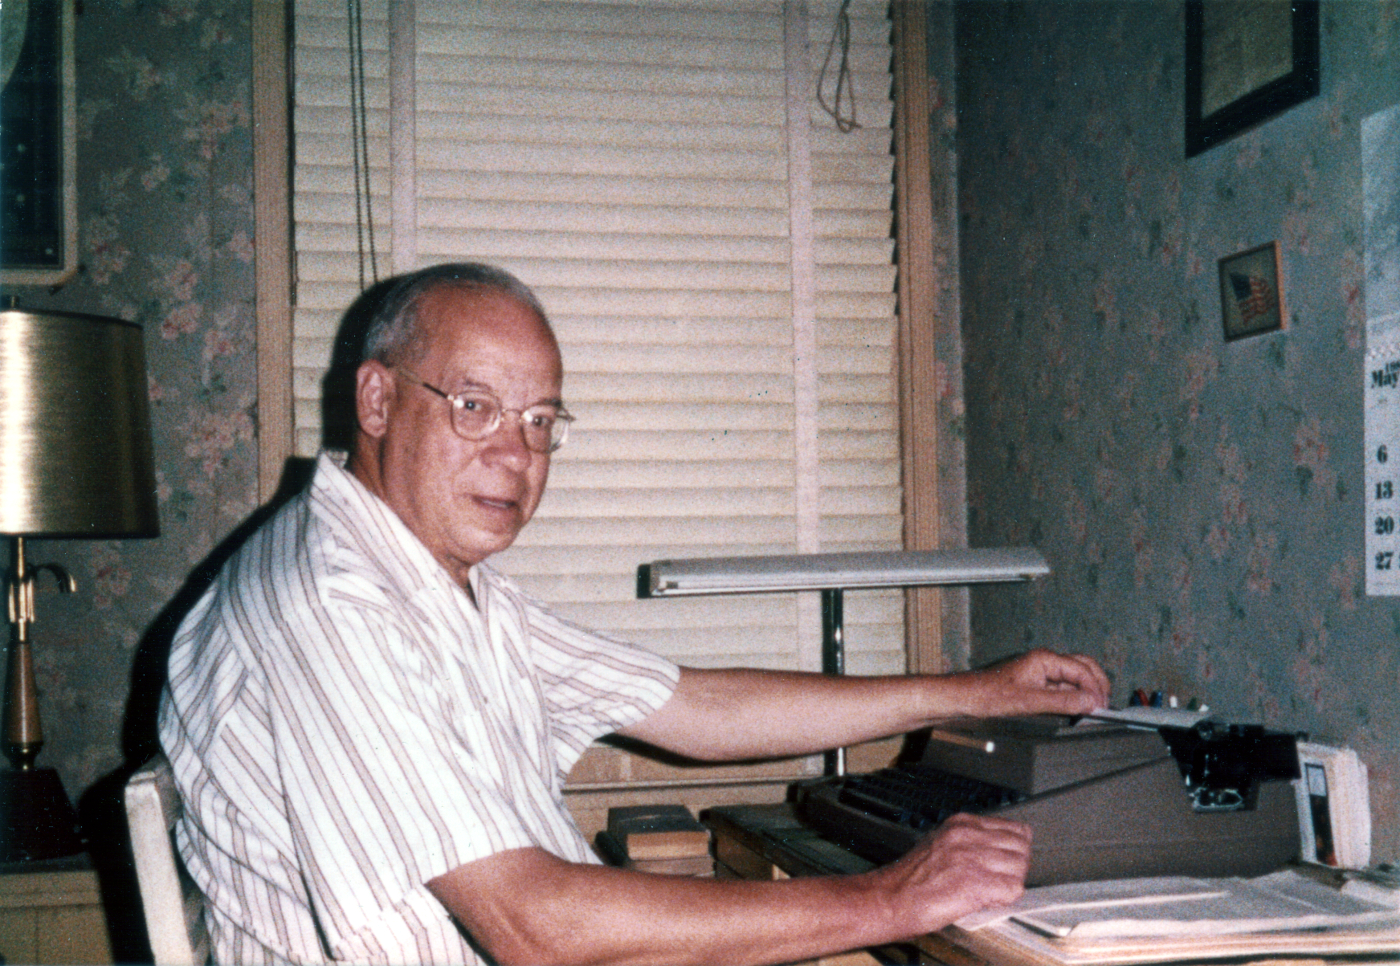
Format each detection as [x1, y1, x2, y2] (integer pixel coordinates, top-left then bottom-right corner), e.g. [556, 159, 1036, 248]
[3, 538, 77, 771]
[7, 558, 75, 637]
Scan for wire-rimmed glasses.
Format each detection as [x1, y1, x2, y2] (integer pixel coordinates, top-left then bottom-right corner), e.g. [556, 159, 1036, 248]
[394, 368, 574, 453]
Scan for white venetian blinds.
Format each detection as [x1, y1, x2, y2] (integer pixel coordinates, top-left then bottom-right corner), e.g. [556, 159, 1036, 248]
[292, 0, 903, 673]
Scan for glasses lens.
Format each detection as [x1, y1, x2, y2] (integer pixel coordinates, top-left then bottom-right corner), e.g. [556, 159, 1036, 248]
[450, 392, 500, 439]
[549, 415, 571, 452]
[521, 406, 565, 453]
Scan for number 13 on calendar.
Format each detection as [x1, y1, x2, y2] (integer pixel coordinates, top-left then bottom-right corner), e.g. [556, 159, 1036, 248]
[1366, 347, 1400, 594]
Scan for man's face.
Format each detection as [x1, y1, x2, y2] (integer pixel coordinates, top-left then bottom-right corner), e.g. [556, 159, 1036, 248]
[354, 284, 563, 584]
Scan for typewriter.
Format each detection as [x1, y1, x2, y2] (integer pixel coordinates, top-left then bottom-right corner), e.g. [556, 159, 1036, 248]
[793, 715, 1303, 885]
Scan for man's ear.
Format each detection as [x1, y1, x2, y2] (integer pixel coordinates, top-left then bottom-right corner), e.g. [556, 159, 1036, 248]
[356, 360, 394, 438]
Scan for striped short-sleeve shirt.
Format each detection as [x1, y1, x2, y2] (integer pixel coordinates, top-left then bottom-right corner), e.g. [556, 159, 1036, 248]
[159, 452, 680, 964]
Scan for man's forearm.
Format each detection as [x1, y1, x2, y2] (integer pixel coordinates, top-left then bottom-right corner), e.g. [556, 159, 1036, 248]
[619, 651, 1110, 762]
[620, 667, 957, 761]
[430, 818, 1030, 966]
[433, 851, 899, 966]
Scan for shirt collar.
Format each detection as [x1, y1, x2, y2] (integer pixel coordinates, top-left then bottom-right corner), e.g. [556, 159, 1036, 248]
[313, 450, 481, 599]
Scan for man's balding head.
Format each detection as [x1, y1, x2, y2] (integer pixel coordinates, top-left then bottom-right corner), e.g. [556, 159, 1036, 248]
[361, 262, 552, 368]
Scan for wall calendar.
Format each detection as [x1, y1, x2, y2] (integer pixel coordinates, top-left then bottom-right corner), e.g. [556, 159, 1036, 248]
[1364, 105, 1400, 595]
[1366, 341, 1400, 594]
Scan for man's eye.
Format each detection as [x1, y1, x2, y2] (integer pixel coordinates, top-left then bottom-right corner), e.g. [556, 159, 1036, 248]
[527, 410, 556, 428]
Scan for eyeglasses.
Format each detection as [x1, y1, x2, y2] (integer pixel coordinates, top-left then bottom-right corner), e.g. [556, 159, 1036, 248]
[394, 368, 575, 453]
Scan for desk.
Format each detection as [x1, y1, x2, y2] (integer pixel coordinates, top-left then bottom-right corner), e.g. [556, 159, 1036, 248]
[0, 855, 112, 965]
[705, 803, 1400, 966]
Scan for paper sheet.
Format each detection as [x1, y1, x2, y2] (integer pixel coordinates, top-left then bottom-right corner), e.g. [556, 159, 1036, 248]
[957, 870, 1394, 940]
[1085, 707, 1210, 729]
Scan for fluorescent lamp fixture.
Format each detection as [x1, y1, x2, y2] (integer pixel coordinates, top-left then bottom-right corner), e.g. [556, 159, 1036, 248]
[639, 548, 1049, 598]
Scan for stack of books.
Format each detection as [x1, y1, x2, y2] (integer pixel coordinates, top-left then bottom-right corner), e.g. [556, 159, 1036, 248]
[595, 805, 713, 876]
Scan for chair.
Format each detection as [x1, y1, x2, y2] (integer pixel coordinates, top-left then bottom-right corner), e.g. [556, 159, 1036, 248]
[124, 754, 210, 965]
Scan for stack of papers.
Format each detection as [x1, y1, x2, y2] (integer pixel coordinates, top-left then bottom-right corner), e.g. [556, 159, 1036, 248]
[949, 869, 1400, 965]
[959, 869, 1394, 939]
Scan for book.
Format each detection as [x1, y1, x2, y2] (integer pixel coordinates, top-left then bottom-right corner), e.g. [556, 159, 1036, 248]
[605, 804, 710, 860]
[595, 830, 713, 876]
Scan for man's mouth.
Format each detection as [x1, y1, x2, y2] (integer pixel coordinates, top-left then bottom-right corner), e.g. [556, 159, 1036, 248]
[474, 494, 520, 513]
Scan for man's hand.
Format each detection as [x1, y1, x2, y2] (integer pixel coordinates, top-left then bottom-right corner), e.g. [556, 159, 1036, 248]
[867, 813, 1033, 936]
[946, 648, 1110, 719]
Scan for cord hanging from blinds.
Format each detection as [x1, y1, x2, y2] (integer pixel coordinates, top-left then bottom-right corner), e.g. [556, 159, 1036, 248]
[292, 0, 902, 674]
[818, 0, 860, 132]
[388, 0, 417, 276]
[785, 0, 822, 657]
[346, 0, 380, 288]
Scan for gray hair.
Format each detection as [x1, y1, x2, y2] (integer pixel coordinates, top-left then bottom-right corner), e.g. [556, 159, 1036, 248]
[360, 262, 550, 365]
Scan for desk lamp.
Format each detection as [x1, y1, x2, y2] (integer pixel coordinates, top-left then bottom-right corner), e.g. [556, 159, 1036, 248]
[0, 307, 158, 862]
[640, 549, 1050, 775]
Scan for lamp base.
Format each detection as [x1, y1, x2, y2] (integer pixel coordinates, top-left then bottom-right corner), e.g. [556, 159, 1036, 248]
[0, 767, 84, 862]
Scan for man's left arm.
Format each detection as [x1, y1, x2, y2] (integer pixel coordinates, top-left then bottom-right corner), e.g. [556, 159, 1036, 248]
[618, 649, 1110, 762]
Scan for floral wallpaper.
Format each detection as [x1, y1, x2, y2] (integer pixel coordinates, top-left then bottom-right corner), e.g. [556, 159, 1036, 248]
[9, 0, 256, 854]
[948, 0, 1400, 862]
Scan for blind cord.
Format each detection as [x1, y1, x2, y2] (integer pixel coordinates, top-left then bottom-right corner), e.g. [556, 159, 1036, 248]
[817, 0, 859, 133]
[348, 0, 379, 289]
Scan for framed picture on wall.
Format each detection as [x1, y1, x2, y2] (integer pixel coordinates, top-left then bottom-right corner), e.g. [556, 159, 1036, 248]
[1185, 0, 1320, 158]
[1219, 242, 1284, 341]
[0, 0, 78, 286]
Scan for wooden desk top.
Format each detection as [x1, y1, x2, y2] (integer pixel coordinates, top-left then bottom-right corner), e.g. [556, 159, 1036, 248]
[704, 803, 1400, 966]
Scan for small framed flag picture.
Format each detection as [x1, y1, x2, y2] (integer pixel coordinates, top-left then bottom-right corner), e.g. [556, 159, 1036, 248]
[1219, 241, 1284, 341]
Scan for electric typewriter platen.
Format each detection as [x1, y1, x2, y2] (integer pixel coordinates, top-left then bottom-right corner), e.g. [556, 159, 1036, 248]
[792, 716, 1302, 885]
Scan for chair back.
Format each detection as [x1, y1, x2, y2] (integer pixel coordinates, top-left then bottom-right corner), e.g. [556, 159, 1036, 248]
[124, 754, 210, 965]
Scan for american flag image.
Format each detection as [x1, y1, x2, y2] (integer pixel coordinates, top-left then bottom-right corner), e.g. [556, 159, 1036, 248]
[1229, 271, 1274, 325]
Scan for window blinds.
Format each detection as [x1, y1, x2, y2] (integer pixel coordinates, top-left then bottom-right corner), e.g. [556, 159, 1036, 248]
[292, 0, 903, 673]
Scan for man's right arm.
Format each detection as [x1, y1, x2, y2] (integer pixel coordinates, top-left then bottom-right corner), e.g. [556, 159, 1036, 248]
[427, 812, 1032, 966]
[620, 651, 1109, 764]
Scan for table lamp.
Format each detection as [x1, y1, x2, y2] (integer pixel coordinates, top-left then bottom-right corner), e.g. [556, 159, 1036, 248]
[0, 307, 159, 862]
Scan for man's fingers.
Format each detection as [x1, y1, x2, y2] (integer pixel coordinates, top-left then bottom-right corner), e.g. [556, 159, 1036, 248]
[880, 813, 1034, 931]
[1055, 653, 1111, 705]
[926, 814, 1033, 875]
[939, 811, 1032, 844]
[1015, 650, 1110, 709]
[1041, 688, 1103, 716]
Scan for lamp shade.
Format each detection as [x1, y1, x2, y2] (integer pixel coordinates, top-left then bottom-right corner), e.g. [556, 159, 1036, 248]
[0, 308, 158, 537]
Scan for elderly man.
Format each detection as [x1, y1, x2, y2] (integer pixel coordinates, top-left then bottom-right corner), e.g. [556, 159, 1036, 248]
[161, 262, 1109, 965]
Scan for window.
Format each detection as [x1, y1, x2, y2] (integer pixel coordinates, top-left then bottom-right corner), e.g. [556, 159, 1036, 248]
[282, 0, 914, 675]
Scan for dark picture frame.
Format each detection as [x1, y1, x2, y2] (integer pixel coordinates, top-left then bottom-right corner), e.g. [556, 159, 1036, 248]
[1185, 0, 1320, 158]
[1219, 242, 1284, 341]
[0, 0, 76, 285]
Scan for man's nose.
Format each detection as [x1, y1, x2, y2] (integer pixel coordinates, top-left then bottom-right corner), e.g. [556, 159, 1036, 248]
[480, 413, 533, 467]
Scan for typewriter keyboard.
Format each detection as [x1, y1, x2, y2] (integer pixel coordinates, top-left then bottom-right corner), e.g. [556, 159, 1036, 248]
[834, 766, 1027, 832]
